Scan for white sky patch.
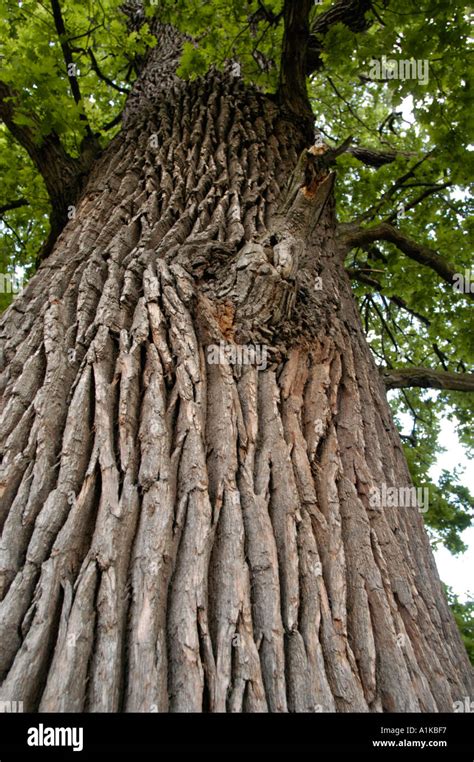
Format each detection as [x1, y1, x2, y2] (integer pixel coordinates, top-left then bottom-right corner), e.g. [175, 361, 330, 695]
[399, 94, 415, 124]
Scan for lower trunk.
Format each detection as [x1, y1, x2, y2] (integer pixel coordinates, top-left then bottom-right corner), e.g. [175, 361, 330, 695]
[0, 63, 471, 712]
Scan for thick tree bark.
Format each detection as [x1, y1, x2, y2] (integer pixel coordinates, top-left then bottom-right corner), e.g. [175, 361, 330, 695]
[0, 27, 472, 713]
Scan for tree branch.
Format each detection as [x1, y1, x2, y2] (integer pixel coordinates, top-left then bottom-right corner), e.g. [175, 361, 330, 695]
[348, 266, 453, 371]
[326, 76, 378, 137]
[382, 367, 474, 393]
[87, 48, 130, 94]
[307, 0, 374, 74]
[0, 80, 81, 196]
[357, 150, 434, 223]
[50, 0, 94, 138]
[0, 198, 29, 215]
[340, 221, 468, 292]
[278, 0, 314, 127]
[347, 146, 416, 168]
[0, 79, 97, 259]
[99, 111, 123, 132]
[384, 182, 452, 223]
[347, 267, 431, 325]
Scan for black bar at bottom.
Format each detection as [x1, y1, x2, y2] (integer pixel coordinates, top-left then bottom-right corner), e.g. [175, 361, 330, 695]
[0, 712, 472, 759]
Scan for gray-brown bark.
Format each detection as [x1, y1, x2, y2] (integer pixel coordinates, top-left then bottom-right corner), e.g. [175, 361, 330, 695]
[0, 27, 472, 713]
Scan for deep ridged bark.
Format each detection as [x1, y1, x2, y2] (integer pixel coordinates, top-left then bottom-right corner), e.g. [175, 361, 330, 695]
[0, 27, 472, 712]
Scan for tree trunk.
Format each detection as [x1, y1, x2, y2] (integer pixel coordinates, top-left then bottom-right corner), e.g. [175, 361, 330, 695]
[0, 28, 472, 713]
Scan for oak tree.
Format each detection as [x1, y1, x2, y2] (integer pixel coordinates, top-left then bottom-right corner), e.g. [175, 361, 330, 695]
[0, 0, 472, 712]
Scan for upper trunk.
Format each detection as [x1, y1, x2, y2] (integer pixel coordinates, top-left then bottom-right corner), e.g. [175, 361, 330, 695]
[0, 28, 472, 713]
